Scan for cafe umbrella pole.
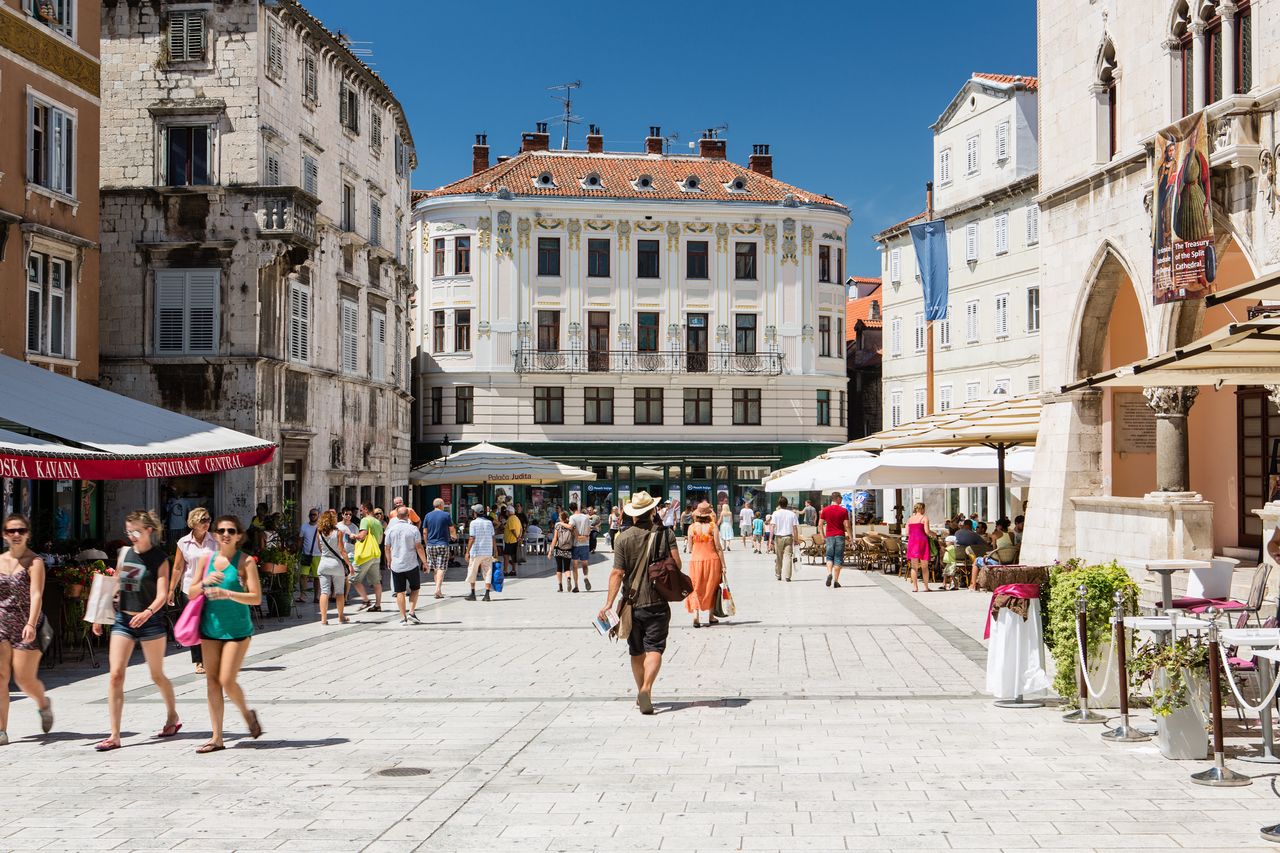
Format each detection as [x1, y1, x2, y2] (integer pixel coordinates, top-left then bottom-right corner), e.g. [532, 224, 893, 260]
[1101, 589, 1152, 742]
[1063, 584, 1107, 724]
[1191, 608, 1252, 787]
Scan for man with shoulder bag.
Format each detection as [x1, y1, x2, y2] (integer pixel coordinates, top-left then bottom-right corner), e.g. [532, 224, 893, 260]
[597, 491, 684, 715]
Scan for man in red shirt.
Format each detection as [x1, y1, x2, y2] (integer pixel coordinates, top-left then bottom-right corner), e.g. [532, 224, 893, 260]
[819, 491, 852, 588]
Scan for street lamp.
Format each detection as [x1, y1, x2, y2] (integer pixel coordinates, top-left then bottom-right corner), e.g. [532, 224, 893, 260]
[440, 434, 453, 460]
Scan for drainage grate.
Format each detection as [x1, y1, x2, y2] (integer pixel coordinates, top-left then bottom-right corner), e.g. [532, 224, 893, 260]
[376, 767, 431, 777]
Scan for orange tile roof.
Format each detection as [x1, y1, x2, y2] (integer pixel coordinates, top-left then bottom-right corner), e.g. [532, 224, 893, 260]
[972, 72, 1039, 91]
[416, 150, 846, 210]
[873, 210, 927, 241]
[847, 276, 881, 285]
[846, 283, 883, 340]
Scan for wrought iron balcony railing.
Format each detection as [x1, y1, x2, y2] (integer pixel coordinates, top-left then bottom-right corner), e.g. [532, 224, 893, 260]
[513, 348, 784, 376]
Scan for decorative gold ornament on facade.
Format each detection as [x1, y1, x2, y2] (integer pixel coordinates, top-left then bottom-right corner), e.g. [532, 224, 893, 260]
[617, 220, 631, 248]
[666, 221, 680, 250]
[584, 219, 614, 231]
[733, 223, 760, 235]
[567, 218, 581, 249]
[535, 217, 564, 230]
[496, 211, 513, 257]
[477, 216, 492, 249]
[684, 223, 711, 234]
[517, 217, 531, 248]
[715, 223, 730, 251]
[763, 224, 777, 254]
[801, 224, 814, 254]
[636, 220, 663, 233]
[781, 218, 797, 265]
[0, 12, 99, 96]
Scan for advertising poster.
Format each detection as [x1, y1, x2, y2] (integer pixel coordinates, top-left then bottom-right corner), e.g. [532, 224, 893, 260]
[569, 489, 582, 508]
[1152, 112, 1215, 304]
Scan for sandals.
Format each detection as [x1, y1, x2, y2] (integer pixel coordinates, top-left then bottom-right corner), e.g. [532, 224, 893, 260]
[195, 742, 225, 754]
[247, 710, 263, 740]
[156, 720, 183, 738]
[94, 738, 121, 752]
[194, 663, 205, 675]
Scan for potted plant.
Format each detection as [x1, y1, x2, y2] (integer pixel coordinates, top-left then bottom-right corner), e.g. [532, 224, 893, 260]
[52, 562, 97, 599]
[1046, 560, 1139, 708]
[1128, 633, 1210, 760]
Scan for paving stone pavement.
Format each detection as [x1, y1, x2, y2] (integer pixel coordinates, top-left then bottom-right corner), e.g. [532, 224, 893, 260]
[2, 544, 1276, 852]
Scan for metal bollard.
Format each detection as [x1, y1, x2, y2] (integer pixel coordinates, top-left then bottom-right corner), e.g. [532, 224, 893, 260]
[1102, 589, 1152, 742]
[1191, 608, 1251, 786]
[1064, 584, 1107, 724]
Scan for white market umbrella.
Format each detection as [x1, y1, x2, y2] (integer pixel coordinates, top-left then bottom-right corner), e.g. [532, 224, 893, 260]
[764, 448, 1034, 493]
[408, 441, 596, 486]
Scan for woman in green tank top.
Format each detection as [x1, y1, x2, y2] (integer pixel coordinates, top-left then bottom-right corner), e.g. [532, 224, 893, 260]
[187, 514, 264, 753]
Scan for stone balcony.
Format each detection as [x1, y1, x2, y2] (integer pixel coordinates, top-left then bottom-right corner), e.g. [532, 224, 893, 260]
[512, 348, 784, 376]
[256, 187, 318, 247]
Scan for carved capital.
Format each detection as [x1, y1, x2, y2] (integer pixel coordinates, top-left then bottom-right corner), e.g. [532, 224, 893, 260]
[1143, 385, 1199, 417]
[1266, 385, 1280, 412]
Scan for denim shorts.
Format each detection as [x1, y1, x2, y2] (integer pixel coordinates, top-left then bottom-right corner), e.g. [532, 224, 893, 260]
[824, 535, 846, 564]
[111, 610, 167, 642]
[571, 544, 590, 561]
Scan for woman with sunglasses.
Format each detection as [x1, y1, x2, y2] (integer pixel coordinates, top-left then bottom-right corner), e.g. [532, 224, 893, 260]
[0, 514, 53, 744]
[169, 507, 215, 675]
[92, 510, 180, 751]
[188, 515, 263, 752]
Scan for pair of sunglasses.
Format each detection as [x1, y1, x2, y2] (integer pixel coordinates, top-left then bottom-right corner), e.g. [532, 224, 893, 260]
[4, 527, 28, 535]
[215, 527, 240, 535]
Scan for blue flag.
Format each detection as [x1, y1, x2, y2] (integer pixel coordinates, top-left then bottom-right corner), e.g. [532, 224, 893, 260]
[909, 219, 949, 322]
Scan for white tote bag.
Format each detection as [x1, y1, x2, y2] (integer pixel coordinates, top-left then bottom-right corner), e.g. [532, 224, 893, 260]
[83, 573, 119, 625]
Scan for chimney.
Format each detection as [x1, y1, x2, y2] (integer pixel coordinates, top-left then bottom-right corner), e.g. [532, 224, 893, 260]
[521, 121, 550, 153]
[645, 125, 664, 155]
[748, 144, 772, 177]
[586, 123, 603, 153]
[472, 133, 490, 174]
[698, 129, 726, 160]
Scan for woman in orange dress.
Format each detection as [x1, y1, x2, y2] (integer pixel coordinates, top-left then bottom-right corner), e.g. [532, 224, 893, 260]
[685, 502, 725, 628]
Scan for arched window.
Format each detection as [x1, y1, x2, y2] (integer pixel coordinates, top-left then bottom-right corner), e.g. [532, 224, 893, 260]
[1172, 2, 1194, 117]
[1094, 40, 1119, 162]
[1171, 0, 1251, 117]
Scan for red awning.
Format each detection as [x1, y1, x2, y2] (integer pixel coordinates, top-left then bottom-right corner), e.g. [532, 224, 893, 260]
[0, 356, 276, 481]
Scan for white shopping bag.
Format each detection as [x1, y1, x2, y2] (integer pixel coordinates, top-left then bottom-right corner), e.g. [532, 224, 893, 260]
[83, 573, 119, 625]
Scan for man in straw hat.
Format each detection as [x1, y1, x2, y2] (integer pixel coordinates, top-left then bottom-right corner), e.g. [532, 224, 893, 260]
[598, 491, 681, 715]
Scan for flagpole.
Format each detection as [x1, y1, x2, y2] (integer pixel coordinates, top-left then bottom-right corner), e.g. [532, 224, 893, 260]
[925, 181, 935, 416]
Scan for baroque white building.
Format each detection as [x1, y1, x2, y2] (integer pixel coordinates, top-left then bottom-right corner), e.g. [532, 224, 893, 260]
[97, 0, 415, 523]
[1025, 0, 1278, 564]
[873, 73, 1040, 519]
[411, 125, 849, 514]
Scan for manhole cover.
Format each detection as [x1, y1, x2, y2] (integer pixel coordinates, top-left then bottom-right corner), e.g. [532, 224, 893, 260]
[376, 767, 431, 777]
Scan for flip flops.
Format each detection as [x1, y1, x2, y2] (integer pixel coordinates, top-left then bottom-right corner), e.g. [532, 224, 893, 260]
[156, 720, 183, 738]
[195, 742, 225, 754]
[93, 739, 121, 752]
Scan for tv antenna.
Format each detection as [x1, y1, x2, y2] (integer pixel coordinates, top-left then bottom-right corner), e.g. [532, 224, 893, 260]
[663, 131, 680, 154]
[548, 80, 583, 150]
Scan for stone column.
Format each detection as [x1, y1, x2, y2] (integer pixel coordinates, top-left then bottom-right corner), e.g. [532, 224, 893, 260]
[1221, 2, 1238, 96]
[1143, 386, 1199, 492]
[1192, 22, 1208, 112]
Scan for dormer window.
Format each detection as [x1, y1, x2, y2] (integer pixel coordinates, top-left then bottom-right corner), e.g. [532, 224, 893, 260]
[533, 171, 556, 189]
[680, 175, 702, 193]
[632, 174, 654, 191]
[580, 172, 603, 190]
[725, 176, 748, 193]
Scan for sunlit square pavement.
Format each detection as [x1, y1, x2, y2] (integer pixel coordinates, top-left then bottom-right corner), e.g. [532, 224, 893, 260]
[3, 546, 1276, 852]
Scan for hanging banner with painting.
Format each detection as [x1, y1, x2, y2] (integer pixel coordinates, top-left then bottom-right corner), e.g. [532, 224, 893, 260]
[1152, 112, 1215, 304]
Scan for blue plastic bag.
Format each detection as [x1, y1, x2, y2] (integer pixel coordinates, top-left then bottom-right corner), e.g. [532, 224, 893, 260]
[491, 559, 504, 593]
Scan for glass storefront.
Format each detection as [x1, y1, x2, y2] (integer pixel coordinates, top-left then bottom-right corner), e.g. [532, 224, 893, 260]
[2, 478, 103, 548]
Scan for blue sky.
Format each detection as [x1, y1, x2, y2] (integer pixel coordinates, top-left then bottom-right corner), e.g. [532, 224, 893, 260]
[303, 0, 1037, 276]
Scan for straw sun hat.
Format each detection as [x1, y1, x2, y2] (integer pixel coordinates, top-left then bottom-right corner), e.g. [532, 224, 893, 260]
[624, 491, 659, 517]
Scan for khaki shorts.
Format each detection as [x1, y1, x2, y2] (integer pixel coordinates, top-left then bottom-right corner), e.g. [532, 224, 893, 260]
[351, 559, 381, 588]
[466, 555, 493, 585]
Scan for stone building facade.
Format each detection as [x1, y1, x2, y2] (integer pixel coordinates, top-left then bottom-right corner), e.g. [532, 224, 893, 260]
[1026, 0, 1277, 563]
[411, 127, 850, 515]
[874, 72, 1040, 520]
[98, 0, 415, 524]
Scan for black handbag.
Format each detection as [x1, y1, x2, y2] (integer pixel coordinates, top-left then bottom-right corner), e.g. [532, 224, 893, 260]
[646, 529, 693, 602]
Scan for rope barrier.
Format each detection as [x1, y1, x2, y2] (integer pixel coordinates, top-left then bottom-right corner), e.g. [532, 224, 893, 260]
[1216, 642, 1280, 714]
[1075, 618, 1117, 699]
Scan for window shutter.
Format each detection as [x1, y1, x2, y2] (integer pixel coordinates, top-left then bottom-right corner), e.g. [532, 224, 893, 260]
[965, 223, 978, 261]
[154, 271, 187, 353]
[303, 155, 318, 196]
[341, 300, 358, 372]
[370, 199, 381, 246]
[889, 247, 901, 282]
[370, 110, 382, 149]
[940, 148, 950, 183]
[168, 14, 185, 60]
[995, 213, 1008, 254]
[966, 301, 979, 342]
[940, 386, 952, 412]
[186, 270, 218, 353]
[267, 22, 284, 78]
[996, 122, 1009, 160]
[303, 52, 317, 101]
[966, 135, 978, 173]
[996, 294, 1009, 337]
[371, 311, 387, 381]
[1026, 204, 1039, 244]
[339, 83, 349, 127]
[289, 285, 310, 362]
[266, 151, 280, 186]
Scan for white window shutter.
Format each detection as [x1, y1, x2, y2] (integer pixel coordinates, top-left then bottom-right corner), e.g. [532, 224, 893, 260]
[186, 270, 218, 353]
[939, 148, 950, 183]
[966, 135, 979, 173]
[995, 213, 1008, 254]
[965, 223, 978, 261]
[996, 294, 1009, 337]
[966, 301, 979, 342]
[371, 311, 387, 381]
[889, 248, 901, 283]
[996, 122, 1009, 160]
[341, 300, 358, 372]
[1026, 204, 1040, 244]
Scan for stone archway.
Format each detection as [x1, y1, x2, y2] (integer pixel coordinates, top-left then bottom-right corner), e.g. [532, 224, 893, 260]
[1072, 241, 1146, 381]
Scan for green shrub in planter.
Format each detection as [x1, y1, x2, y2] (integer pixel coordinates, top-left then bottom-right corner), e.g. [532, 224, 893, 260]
[1046, 560, 1140, 704]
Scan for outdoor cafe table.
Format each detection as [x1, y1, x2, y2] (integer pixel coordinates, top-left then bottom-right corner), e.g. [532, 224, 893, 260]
[1123, 559, 1212, 613]
[1223, 628, 1280, 764]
